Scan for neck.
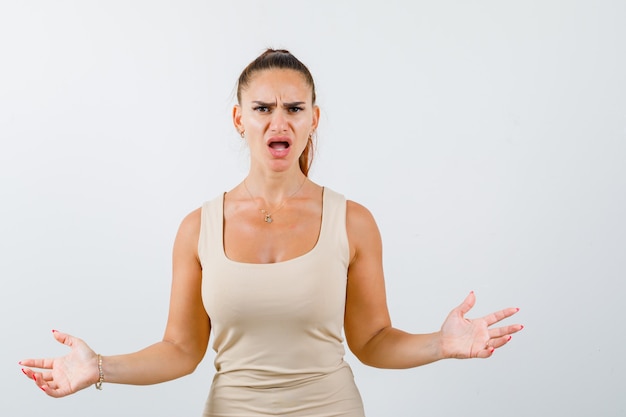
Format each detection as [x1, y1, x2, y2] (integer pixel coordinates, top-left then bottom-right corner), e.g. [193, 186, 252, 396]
[243, 170, 308, 207]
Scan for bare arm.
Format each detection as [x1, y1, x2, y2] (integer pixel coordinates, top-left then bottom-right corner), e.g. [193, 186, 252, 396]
[100, 208, 209, 384]
[343, 201, 522, 369]
[20, 208, 210, 396]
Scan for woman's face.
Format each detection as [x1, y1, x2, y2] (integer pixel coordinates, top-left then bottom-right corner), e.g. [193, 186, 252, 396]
[233, 69, 319, 175]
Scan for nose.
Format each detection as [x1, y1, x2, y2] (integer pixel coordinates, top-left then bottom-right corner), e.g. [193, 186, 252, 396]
[269, 108, 288, 133]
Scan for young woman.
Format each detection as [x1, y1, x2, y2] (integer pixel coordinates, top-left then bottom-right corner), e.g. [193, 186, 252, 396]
[20, 49, 523, 416]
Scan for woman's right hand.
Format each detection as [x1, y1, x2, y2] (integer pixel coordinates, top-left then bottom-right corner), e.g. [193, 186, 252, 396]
[20, 330, 100, 397]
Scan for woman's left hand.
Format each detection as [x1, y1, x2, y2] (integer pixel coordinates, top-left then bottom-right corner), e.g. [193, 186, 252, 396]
[439, 291, 523, 359]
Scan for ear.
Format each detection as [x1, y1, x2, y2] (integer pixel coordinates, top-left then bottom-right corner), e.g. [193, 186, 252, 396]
[232, 104, 244, 135]
[311, 105, 320, 132]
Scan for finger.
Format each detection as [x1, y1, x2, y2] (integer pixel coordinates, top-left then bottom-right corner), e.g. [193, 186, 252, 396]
[484, 307, 520, 326]
[41, 386, 64, 398]
[488, 324, 524, 339]
[52, 329, 74, 347]
[457, 291, 476, 316]
[18, 359, 37, 368]
[40, 370, 54, 382]
[21, 367, 36, 381]
[20, 331, 74, 370]
[18, 358, 55, 370]
[41, 378, 59, 390]
[475, 344, 495, 359]
[22, 368, 62, 397]
[30, 373, 58, 397]
[39, 383, 61, 398]
[490, 335, 513, 350]
[32, 372, 49, 393]
[38, 377, 67, 398]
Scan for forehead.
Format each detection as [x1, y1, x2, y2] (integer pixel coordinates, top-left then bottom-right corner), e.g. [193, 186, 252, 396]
[241, 69, 312, 102]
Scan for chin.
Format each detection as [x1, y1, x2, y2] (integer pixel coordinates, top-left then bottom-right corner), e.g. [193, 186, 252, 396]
[267, 160, 297, 173]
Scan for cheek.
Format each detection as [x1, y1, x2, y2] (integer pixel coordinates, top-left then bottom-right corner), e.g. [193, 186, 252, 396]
[243, 115, 266, 131]
[296, 115, 314, 129]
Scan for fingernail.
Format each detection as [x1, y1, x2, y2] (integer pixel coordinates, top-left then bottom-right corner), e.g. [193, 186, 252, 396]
[520, 325, 524, 330]
[18, 361, 22, 365]
[508, 335, 512, 341]
[52, 329, 58, 333]
[33, 374, 37, 381]
[516, 308, 520, 312]
[40, 386, 46, 392]
[490, 347, 495, 353]
[21, 368, 28, 376]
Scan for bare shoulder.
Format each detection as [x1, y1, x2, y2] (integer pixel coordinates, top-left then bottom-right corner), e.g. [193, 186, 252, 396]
[179, 207, 202, 232]
[346, 200, 380, 233]
[346, 200, 382, 263]
[174, 207, 203, 255]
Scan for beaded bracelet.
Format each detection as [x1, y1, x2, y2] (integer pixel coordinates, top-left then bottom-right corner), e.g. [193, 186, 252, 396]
[95, 354, 104, 390]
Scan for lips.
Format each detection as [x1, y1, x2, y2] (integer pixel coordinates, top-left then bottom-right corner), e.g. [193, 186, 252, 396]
[267, 136, 292, 157]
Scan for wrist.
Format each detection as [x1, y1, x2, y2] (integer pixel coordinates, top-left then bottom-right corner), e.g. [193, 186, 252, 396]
[433, 331, 449, 360]
[95, 354, 104, 389]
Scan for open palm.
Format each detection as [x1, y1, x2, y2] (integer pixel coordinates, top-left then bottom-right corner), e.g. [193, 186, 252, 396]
[20, 330, 99, 397]
[439, 292, 523, 359]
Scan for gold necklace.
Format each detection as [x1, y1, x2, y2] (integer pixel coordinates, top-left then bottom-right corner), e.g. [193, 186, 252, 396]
[243, 178, 306, 224]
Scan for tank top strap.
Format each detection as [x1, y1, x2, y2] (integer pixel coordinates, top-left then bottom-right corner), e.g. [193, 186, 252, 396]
[198, 192, 225, 264]
[318, 188, 350, 266]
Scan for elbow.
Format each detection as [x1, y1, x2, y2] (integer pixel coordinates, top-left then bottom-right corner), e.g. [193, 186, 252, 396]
[162, 339, 207, 377]
[349, 346, 387, 369]
[346, 331, 387, 368]
[181, 360, 201, 376]
[349, 349, 387, 369]
[354, 354, 381, 368]
[180, 349, 207, 376]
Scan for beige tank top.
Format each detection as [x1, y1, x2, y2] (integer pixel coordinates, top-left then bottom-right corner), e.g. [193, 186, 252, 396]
[199, 187, 351, 388]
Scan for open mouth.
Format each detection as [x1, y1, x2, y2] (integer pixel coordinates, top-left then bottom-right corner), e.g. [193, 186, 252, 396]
[269, 141, 290, 150]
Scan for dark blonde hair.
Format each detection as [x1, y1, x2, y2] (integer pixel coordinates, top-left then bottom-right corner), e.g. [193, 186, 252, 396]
[237, 49, 317, 176]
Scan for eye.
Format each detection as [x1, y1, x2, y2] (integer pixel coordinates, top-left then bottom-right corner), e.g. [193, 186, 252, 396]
[288, 106, 304, 113]
[253, 106, 270, 113]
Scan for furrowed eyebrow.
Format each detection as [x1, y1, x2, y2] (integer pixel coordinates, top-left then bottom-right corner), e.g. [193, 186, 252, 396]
[282, 101, 306, 107]
[251, 101, 306, 108]
[252, 101, 276, 107]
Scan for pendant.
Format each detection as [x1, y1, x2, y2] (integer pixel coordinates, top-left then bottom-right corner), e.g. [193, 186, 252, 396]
[264, 213, 273, 223]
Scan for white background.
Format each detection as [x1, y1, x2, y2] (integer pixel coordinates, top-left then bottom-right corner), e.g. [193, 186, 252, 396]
[1, 1, 625, 416]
